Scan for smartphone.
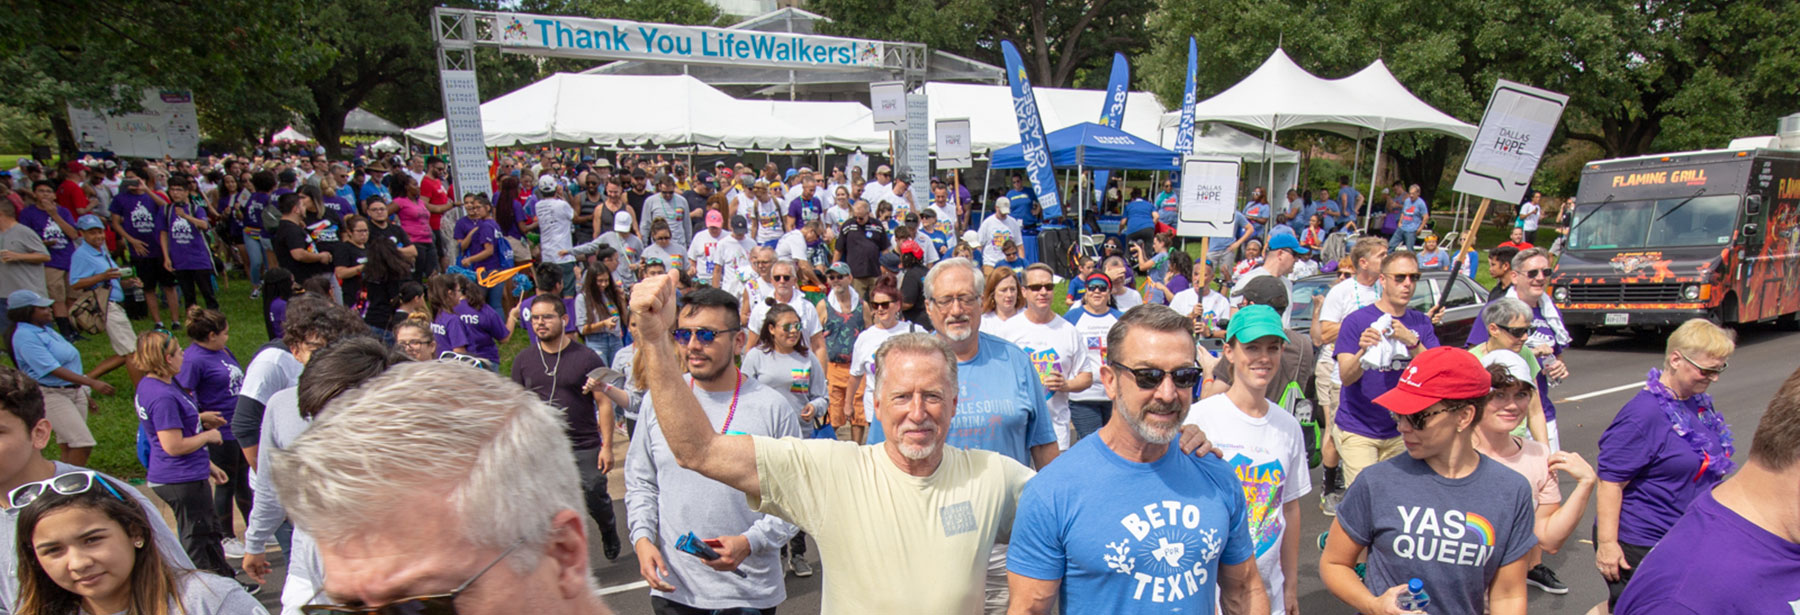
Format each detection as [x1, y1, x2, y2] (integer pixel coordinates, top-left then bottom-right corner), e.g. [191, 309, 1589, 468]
[675, 532, 747, 578]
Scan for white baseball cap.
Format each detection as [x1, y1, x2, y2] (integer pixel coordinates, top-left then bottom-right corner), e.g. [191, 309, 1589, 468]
[1479, 349, 1534, 386]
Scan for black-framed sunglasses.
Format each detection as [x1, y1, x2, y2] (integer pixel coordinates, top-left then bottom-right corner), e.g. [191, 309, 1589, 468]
[672, 327, 728, 345]
[1494, 323, 1532, 338]
[1392, 406, 1457, 431]
[301, 541, 522, 614]
[1386, 273, 1422, 283]
[1108, 361, 1203, 389]
[1520, 268, 1553, 279]
[7, 471, 129, 509]
[1023, 283, 1055, 293]
[868, 300, 893, 310]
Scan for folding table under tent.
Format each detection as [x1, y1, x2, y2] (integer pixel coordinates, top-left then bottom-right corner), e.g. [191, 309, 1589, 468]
[990, 122, 1179, 273]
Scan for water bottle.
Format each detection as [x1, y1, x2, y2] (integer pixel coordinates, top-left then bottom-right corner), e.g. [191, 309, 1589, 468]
[1397, 577, 1431, 612]
[1542, 353, 1565, 388]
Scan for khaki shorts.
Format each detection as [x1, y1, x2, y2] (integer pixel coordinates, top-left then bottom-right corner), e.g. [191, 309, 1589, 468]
[1332, 427, 1404, 487]
[42, 386, 94, 448]
[826, 361, 852, 427]
[103, 301, 134, 356]
[44, 268, 67, 303]
[1314, 354, 1341, 427]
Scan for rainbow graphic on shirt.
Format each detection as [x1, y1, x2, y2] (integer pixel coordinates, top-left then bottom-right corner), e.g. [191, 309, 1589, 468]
[1464, 513, 1495, 546]
[790, 367, 811, 394]
[991, 228, 1013, 249]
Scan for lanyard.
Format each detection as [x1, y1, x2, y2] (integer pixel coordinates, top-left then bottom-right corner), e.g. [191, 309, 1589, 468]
[691, 372, 743, 434]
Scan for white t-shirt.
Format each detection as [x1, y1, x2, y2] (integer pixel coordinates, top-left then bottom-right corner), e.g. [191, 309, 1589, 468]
[977, 214, 1022, 267]
[1317, 277, 1381, 386]
[859, 180, 894, 205]
[534, 197, 575, 264]
[1184, 394, 1313, 615]
[1169, 287, 1232, 324]
[774, 229, 808, 265]
[1520, 201, 1541, 232]
[748, 292, 823, 340]
[753, 197, 784, 244]
[848, 319, 924, 422]
[1112, 288, 1143, 311]
[980, 311, 1012, 332]
[929, 202, 958, 234]
[687, 230, 727, 281]
[1062, 307, 1123, 403]
[824, 204, 851, 231]
[712, 237, 753, 295]
[996, 312, 1092, 449]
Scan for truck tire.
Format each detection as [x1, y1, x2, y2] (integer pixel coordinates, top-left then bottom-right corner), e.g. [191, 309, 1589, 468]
[1778, 311, 1800, 332]
[1568, 326, 1592, 348]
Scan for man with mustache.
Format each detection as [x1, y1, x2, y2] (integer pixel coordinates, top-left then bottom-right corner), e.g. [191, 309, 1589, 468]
[1009, 304, 1269, 615]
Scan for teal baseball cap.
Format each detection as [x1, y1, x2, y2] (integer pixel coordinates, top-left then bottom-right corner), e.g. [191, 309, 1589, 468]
[1226, 304, 1288, 344]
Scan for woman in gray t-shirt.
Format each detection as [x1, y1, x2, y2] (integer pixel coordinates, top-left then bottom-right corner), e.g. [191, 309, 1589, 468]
[741, 303, 828, 437]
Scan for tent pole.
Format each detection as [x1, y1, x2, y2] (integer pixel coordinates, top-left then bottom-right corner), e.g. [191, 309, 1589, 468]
[1365, 131, 1386, 230]
[1350, 135, 1363, 198]
[980, 163, 992, 224]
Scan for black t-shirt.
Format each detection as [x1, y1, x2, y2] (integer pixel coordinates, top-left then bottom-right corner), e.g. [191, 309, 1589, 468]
[363, 276, 402, 331]
[369, 221, 412, 251]
[898, 264, 931, 328]
[836, 218, 890, 278]
[332, 241, 368, 309]
[270, 219, 329, 282]
[511, 341, 608, 449]
[626, 187, 650, 219]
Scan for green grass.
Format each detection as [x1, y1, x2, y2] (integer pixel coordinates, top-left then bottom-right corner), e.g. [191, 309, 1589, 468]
[0, 154, 27, 170]
[71, 271, 536, 478]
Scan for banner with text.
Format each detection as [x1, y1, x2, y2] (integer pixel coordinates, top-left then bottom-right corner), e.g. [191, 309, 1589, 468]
[1452, 79, 1569, 203]
[1093, 52, 1131, 203]
[1178, 156, 1241, 239]
[1173, 37, 1198, 155]
[904, 94, 931, 183]
[439, 69, 491, 198]
[936, 119, 972, 169]
[67, 88, 199, 159]
[499, 14, 889, 71]
[1001, 40, 1062, 219]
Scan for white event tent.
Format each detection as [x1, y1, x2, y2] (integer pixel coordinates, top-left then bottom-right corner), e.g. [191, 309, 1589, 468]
[1159, 123, 1302, 201]
[921, 82, 1168, 153]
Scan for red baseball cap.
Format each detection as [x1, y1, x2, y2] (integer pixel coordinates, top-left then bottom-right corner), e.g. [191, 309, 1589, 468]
[898, 239, 924, 260]
[1374, 347, 1492, 415]
[63, 161, 86, 173]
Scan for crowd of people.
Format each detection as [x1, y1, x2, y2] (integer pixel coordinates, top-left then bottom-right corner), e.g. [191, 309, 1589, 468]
[0, 147, 1789, 615]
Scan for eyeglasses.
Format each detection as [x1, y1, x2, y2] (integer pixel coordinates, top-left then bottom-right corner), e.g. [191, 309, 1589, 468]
[1520, 268, 1553, 279]
[301, 541, 522, 615]
[1676, 352, 1728, 378]
[672, 327, 728, 345]
[1385, 273, 1421, 283]
[772, 275, 793, 282]
[7, 471, 128, 509]
[1392, 405, 1458, 431]
[1108, 361, 1203, 389]
[868, 300, 893, 310]
[1023, 283, 1055, 293]
[780, 323, 802, 332]
[929, 294, 979, 309]
[397, 339, 433, 350]
[527, 314, 561, 323]
[1494, 323, 1532, 338]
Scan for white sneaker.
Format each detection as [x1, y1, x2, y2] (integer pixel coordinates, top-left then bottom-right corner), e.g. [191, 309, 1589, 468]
[222, 538, 245, 559]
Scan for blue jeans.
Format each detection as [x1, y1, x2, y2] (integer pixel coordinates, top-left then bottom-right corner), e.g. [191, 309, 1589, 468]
[1070, 400, 1112, 442]
[585, 331, 623, 365]
[484, 283, 504, 313]
[243, 229, 266, 289]
[1389, 229, 1418, 251]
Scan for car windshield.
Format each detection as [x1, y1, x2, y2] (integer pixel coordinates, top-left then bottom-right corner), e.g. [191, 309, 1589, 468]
[1568, 195, 1739, 250]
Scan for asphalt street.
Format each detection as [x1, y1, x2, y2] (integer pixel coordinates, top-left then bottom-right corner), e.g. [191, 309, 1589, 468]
[249, 324, 1799, 614]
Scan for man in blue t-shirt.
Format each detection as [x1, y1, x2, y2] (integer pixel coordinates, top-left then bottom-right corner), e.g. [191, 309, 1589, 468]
[1005, 175, 1038, 228]
[1007, 305, 1267, 615]
[1390, 184, 1430, 250]
[1334, 250, 1438, 487]
[1336, 176, 1362, 223]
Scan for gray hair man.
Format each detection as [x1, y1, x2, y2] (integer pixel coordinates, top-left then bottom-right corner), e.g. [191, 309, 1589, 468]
[271, 362, 614, 615]
[1466, 247, 1570, 451]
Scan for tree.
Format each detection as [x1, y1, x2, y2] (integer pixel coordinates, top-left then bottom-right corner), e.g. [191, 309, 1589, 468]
[807, 0, 1154, 88]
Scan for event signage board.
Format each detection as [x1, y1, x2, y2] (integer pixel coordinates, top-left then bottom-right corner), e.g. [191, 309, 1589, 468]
[499, 14, 887, 72]
[1173, 37, 1198, 155]
[1178, 156, 1241, 238]
[935, 118, 972, 169]
[869, 81, 907, 131]
[1452, 79, 1569, 203]
[903, 94, 931, 182]
[1000, 40, 1062, 219]
[439, 69, 492, 198]
[66, 88, 199, 159]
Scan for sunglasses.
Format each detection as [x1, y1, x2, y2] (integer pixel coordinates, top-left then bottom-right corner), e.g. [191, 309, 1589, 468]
[301, 541, 522, 615]
[772, 275, 793, 282]
[1023, 283, 1055, 293]
[780, 323, 802, 332]
[1385, 273, 1421, 283]
[868, 300, 893, 309]
[1084, 283, 1111, 294]
[1392, 405, 1457, 431]
[653, 235, 671, 242]
[672, 327, 728, 345]
[7, 471, 128, 509]
[825, 273, 845, 280]
[1108, 361, 1203, 389]
[1494, 323, 1532, 338]
[1520, 268, 1553, 279]
[1676, 352, 1728, 378]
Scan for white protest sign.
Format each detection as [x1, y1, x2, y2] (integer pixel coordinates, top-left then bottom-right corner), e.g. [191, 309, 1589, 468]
[439, 69, 491, 198]
[903, 94, 930, 181]
[1452, 79, 1569, 203]
[66, 88, 200, 159]
[869, 81, 906, 131]
[1178, 156, 1240, 239]
[935, 118, 972, 169]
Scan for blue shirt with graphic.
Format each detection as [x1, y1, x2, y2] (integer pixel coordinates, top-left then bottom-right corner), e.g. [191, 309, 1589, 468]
[1400, 197, 1427, 232]
[1006, 189, 1038, 226]
[867, 333, 1054, 466]
[1008, 435, 1256, 614]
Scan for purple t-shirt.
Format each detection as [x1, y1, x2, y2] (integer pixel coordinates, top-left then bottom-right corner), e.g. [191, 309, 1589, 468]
[133, 377, 213, 484]
[163, 206, 213, 271]
[1465, 297, 1566, 422]
[432, 310, 470, 357]
[787, 194, 823, 228]
[1334, 304, 1441, 439]
[244, 192, 272, 234]
[174, 344, 242, 441]
[1613, 490, 1800, 614]
[454, 301, 508, 364]
[110, 193, 164, 258]
[517, 297, 578, 345]
[469, 219, 505, 271]
[1596, 389, 1724, 546]
[322, 195, 353, 220]
[18, 205, 76, 270]
[269, 297, 287, 339]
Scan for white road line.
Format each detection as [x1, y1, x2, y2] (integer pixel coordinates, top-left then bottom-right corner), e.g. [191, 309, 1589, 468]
[597, 580, 649, 596]
[1559, 382, 1644, 403]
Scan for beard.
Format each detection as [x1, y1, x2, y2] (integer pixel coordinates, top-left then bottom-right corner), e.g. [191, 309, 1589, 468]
[895, 418, 941, 460]
[689, 353, 733, 383]
[938, 315, 974, 342]
[1120, 398, 1187, 445]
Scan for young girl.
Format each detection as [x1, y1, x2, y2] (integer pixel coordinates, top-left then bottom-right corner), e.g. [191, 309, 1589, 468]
[576, 263, 629, 362]
[13, 480, 265, 615]
[1232, 237, 1265, 285]
[426, 273, 468, 359]
[1300, 214, 1326, 251]
[128, 330, 233, 580]
[173, 307, 252, 560]
[453, 275, 513, 371]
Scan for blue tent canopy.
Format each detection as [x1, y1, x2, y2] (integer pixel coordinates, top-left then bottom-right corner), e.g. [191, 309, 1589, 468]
[990, 122, 1180, 171]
